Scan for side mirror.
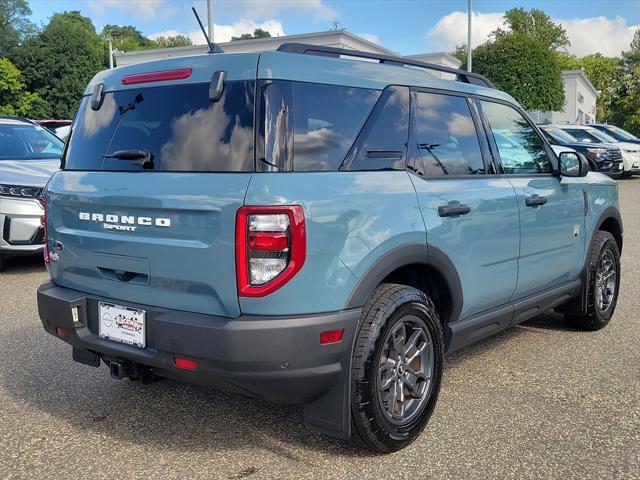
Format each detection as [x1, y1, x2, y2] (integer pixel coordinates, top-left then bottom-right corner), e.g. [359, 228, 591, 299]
[559, 151, 588, 177]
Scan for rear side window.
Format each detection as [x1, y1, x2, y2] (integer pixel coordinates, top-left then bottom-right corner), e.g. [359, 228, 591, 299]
[409, 92, 485, 176]
[64, 81, 255, 172]
[291, 82, 379, 171]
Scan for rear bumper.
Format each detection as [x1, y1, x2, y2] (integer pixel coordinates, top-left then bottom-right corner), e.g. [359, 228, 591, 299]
[37, 281, 360, 405]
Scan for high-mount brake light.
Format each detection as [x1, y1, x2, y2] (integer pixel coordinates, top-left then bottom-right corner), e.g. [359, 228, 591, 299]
[121, 68, 192, 85]
[236, 206, 306, 297]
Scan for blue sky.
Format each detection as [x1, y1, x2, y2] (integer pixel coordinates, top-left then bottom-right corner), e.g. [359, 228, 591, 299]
[28, 0, 640, 56]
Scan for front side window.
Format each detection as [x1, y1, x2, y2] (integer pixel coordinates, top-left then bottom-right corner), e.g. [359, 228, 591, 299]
[410, 92, 485, 176]
[480, 101, 551, 175]
[64, 81, 255, 172]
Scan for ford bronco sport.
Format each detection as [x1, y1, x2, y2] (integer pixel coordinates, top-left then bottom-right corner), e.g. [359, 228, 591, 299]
[37, 44, 623, 453]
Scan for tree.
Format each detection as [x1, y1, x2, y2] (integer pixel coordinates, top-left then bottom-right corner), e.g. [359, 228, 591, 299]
[462, 33, 565, 111]
[0, 0, 36, 57]
[101, 24, 152, 52]
[0, 57, 43, 116]
[231, 29, 272, 41]
[494, 8, 569, 51]
[610, 30, 640, 136]
[13, 11, 106, 119]
[149, 35, 193, 49]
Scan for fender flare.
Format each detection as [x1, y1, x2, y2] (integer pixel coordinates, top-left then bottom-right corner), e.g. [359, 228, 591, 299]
[594, 206, 623, 253]
[344, 243, 464, 325]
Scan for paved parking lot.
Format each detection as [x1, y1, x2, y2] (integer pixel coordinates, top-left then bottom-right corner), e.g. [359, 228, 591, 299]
[0, 178, 638, 480]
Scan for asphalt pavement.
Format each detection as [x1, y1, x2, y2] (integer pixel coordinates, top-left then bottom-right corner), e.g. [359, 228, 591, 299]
[1, 177, 638, 479]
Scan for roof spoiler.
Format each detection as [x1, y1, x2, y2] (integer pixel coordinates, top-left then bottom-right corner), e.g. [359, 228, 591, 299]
[276, 43, 495, 89]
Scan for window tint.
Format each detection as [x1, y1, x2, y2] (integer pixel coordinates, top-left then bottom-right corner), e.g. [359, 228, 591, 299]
[480, 101, 551, 175]
[64, 81, 255, 172]
[344, 86, 410, 171]
[410, 92, 485, 176]
[291, 82, 379, 171]
[0, 122, 63, 160]
[257, 81, 293, 171]
[540, 126, 578, 144]
[562, 128, 599, 143]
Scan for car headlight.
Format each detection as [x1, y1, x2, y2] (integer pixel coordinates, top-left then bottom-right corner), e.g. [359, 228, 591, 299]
[586, 148, 608, 159]
[0, 184, 43, 199]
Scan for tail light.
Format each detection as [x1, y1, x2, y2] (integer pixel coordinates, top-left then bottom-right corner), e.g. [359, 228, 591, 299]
[236, 205, 306, 297]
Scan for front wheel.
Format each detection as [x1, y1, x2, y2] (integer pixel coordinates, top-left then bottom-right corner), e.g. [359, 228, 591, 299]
[350, 284, 444, 453]
[567, 231, 620, 330]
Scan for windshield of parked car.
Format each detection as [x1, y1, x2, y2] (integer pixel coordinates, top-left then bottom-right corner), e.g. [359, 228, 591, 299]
[0, 121, 64, 160]
[540, 126, 578, 144]
[562, 128, 614, 144]
[599, 125, 638, 142]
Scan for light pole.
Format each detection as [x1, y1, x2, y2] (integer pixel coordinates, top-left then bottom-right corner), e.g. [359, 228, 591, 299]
[105, 35, 113, 69]
[467, 0, 472, 72]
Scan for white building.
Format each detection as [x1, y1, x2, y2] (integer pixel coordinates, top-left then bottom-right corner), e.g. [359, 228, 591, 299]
[529, 70, 599, 124]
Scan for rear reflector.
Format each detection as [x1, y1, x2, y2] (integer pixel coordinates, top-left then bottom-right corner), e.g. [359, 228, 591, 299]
[174, 357, 197, 371]
[121, 68, 192, 85]
[320, 329, 344, 345]
[56, 326, 70, 338]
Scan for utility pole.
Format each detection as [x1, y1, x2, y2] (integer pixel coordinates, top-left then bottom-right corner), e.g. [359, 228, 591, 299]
[207, 0, 214, 42]
[467, 0, 472, 72]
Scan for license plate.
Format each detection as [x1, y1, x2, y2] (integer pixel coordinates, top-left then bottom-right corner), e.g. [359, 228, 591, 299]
[98, 302, 145, 348]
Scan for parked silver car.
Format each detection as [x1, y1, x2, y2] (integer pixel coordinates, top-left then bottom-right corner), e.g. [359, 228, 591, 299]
[0, 117, 63, 270]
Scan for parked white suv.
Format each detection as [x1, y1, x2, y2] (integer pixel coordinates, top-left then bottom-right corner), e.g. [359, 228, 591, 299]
[0, 117, 62, 270]
[553, 124, 640, 177]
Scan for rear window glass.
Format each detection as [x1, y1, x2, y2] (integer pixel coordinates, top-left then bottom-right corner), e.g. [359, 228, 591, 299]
[291, 82, 379, 171]
[64, 81, 255, 172]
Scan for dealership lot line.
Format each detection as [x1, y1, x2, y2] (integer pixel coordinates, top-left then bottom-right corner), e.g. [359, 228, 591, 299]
[1, 178, 638, 480]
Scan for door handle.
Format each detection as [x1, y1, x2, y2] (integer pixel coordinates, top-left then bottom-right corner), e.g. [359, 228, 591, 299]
[438, 203, 471, 217]
[525, 195, 548, 207]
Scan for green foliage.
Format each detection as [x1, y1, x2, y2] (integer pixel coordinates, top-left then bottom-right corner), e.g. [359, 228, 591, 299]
[0, 57, 43, 116]
[12, 11, 107, 119]
[610, 30, 640, 136]
[149, 35, 193, 49]
[0, 0, 36, 57]
[231, 28, 272, 41]
[494, 8, 570, 51]
[102, 24, 153, 52]
[463, 33, 565, 111]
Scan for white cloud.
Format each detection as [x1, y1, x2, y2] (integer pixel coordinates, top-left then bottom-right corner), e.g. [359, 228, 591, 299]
[357, 33, 380, 45]
[426, 11, 639, 57]
[150, 19, 285, 45]
[557, 16, 638, 57]
[216, 0, 338, 21]
[426, 11, 504, 50]
[88, 0, 172, 21]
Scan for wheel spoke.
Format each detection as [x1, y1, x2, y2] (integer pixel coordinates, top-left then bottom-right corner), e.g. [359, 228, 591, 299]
[404, 367, 428, 399]
[378, 361, 397, 391]
[390, 322, 406, 358]
[404, 330, 426, 362]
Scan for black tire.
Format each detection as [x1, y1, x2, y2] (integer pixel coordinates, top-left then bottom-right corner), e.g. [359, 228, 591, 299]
[0, 254, 4, 272]
[566, 231, 620, 330]
[351, 283, 444, 453]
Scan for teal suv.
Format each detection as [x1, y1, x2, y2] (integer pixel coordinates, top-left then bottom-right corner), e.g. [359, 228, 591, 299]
[37, 44, 623, 453]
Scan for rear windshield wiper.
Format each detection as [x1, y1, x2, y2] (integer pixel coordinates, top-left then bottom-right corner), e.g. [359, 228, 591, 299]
[103, 149, 154, 169]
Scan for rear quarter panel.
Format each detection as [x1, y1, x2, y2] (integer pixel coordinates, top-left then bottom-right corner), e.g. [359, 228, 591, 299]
[242, 171, 425, 315]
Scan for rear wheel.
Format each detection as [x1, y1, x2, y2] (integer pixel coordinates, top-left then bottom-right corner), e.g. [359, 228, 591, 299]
[351, 284, 444, 453]
[566, 231, 620, 330]
[0, 254, 4, 272]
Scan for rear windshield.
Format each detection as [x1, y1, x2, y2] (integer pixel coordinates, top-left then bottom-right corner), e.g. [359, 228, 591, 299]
[64, 81, 255, 172]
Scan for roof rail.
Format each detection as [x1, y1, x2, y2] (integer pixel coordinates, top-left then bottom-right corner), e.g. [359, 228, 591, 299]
[276, 43, 495, 89]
